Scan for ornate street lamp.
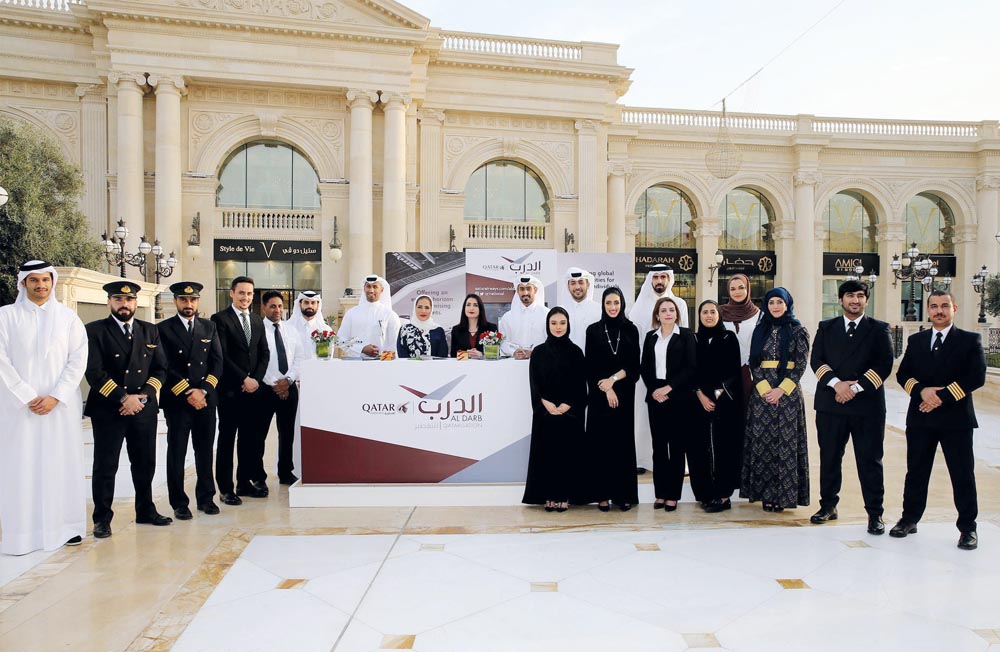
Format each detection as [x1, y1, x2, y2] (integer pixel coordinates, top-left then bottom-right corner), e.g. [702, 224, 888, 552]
[707, 249, 725, 285]
[327, 215, 343, 262]
[0, 185, 9, 209]
[101, 218, 152, 278]
[891, 242, 948, 321]
[972, 264, 989, 324]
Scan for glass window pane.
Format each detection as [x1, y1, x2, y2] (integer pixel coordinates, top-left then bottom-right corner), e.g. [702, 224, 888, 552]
[634, 185, 694, 248]
[246, 142, 293, 209]
[247, 261, 293, 289]
[719, 188, 772, 251]
[217, 146, 247, 207]
[525, 166, 548, 222]
[824, 191, 877, 253]
[293, 261, 322, 289]
[464, 166, 486, 220]
[292, 151, 320, 210]
[487, 161, 525, 221]
[905, 193, 954, 255]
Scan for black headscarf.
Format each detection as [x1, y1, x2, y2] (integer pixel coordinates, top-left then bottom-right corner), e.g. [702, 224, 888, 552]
[599, 286, 629, 332]
[544, 306, 573, 347]
[749, 287, 801, 383]
[696, 300, 728, 343]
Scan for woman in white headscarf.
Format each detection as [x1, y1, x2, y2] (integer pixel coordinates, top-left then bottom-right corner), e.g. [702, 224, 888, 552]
[396, 294, 448, 358]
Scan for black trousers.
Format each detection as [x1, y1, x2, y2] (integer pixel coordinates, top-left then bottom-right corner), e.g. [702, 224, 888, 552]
[216, 390, 265, 494]
[164, 404, 217, 509]
[901, 426, 978, 532]
[816, 411, 885, 516]
[91, 414, 158, 524]
[259, 384, 298, 481]
[648, 400, 706, 501]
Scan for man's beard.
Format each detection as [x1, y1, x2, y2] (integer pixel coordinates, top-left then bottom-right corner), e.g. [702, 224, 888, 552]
[653, 283, 666, 294]
[301, 308, 317, 318]
[112, 308, 134, 322]
[178, 306, 196, 317]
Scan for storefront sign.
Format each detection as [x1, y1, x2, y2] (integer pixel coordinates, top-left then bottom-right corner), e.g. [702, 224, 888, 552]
[925, 253, 956, 277]
[719, 250, 777, 277]
[214, 239, 322, 261]
[823, 252, 881, 276]
[634, 248, 698, 275]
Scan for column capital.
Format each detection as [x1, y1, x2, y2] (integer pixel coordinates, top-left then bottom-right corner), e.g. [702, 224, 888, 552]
[107, 71, 148, 89]
[692, 217, 722, 238]
[769, 218, 796, 240]
[380, 92, 411, 108]
[147, 74, 187, 96]
[346, 89, 379, 109]
[793, 169, 822, 187]
[876, 221, 906, 243]
[813, 220, 828, 241]
[976, 174, 1000, 191]
[417, 108, 445, 125]
[624, 214, 640, 237]
[607, 159, 632, 177]
[953, 223, 979, 243]
[575, 119, 599, 133]
[75, 84, 106, 101]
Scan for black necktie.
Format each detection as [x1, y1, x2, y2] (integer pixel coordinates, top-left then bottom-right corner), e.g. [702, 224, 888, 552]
[273, 322, 289, 375]
[123, 322, 132, 341]
[933, 331, 943, 354]
[187, 319, 194, 339]
[847, 321, 856, 338]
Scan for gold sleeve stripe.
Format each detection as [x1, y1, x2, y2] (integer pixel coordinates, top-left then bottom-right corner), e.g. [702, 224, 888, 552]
[778, 378, 797, 395]
[903, 378, 917, 395]
[147, 378, 162, 392]
[864, 369, 883, 389]
[171, 379, 190, 395]
[759, 361, 796, 369]
[205, 374, 219, 388]
[816, 364, 833, 377]
[99, 380, 117, 397]
[947, 382, 966, 401]
[755, 380, 772, 396]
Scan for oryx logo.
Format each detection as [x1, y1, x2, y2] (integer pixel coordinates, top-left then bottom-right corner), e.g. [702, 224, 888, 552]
[399, 375, 466, 400]
[399, 375, 485, 422]
[500, 253, 533, 265]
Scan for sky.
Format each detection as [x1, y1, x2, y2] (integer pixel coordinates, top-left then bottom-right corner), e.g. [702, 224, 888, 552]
[405, 0, 1000, 121]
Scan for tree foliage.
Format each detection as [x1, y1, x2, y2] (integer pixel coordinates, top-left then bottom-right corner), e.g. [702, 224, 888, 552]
[0, 118, 101, 305]
[983, 274, 1000, 319]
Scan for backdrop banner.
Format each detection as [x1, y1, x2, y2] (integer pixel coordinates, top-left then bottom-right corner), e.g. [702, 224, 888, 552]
[464, 249, 558, 324]
[385, 251, 467, 330]
[554, 252, 633, 308]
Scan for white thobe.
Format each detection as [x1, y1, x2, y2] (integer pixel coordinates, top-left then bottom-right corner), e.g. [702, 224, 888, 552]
[290, 315, 327, 360]
[338, 301, 401, 357]
[0, 300, 87, 555]
[498, 305, 547, 357]
[564, 299, 601, 351]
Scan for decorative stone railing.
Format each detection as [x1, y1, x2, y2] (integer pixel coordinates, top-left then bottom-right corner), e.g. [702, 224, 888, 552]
[464, 221, 550, 247]
[218, 208, 319, 234]
[441, 31, 583, 61]
[0, 0, 79, 10]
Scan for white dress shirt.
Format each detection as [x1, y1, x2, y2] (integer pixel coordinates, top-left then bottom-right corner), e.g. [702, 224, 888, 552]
[827, 315, 865, 390]
[262, 319, 301, 386]
[653, 327, 675, 381]
[930, 324, 953, 349]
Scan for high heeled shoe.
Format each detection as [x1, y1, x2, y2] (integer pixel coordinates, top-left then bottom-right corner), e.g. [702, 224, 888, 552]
[555, 502, 568, 513]
[762, 503, 774, 512]
[598, 502, 610, 512]
[619, 503, 632, 512]
[665, 501, 678, 512]
[653, 501, 666, 510]
[544, 502, 555, 512]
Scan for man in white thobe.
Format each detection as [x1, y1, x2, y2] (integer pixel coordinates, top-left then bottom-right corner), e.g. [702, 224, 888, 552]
[628, 264, 689, 472]
[286, 290, 330, 359]
[338, 275, 401, 358]
[498, 275, 548, 359]
[561, 267, 601, 351]
[0, 261, 88, 554]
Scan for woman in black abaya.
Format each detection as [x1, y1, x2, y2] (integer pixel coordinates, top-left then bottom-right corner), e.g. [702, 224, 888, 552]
[522, 307, 588, 512]
[585, 287, 640, 511]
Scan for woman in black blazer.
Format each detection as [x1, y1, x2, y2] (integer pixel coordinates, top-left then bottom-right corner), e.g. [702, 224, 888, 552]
[639, 296, 698, 510]
[449, 293, 498, 358]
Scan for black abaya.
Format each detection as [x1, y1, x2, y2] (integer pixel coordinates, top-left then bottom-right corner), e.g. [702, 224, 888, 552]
[694, 330, 745, 501]
[584, 319, 640, 505]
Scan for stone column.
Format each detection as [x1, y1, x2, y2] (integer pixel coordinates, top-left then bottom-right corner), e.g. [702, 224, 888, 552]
[606, 160, 630, 253]
[110, 71, 147, 231]
[953, 223, 981, 329]
[76, 84, 109, 238]
[381, 92, 409, 256]
[876, 221, 906, 324]
[791, 170, 821, 329]
[347, 89, 378, 283]
[149, 74, 186, 277]
[694, 218, 723, 307]
[977, 175, 1000, 281]
[575, 120, 601, 252]
[418, 109, 445, 250]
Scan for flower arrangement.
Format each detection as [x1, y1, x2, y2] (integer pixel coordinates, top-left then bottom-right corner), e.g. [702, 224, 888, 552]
[398, 323, 431, 359]
[478, 330, 504, 360]
[311, 329, 337, 343]
[311, 329, 338, 359]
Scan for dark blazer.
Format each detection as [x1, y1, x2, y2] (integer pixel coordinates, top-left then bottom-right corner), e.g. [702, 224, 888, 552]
[84, 316, 166, 419]
[210, 306, 270, 398]
[157, 315, 224, 410]
[639, 327, 697, 404]
[896, 327, 986, 429]
[449, 322, 498, 357]
[810, 315, 894, 415]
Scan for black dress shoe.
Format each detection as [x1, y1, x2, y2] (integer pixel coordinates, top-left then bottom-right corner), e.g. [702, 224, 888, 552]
[221, 492, 243, 506]
[136, 513, 173, 526]
[619, 503, 632, 512]
[889, 520, 918, 538]
[762, 503, 774, 512]
[65, 536, 83, 546]
[279, 474, 298, 486]
[93, 522, 111, 539]
[238, 484, 268, 498]
[867, 515, 886, 535]
[664, 503, 678, 512]
[250, 480, 270, 497]
[173, 506, 193, 521]
[704, 499, 732, 513]
[198, 502, 221, 515]
[958, 531, 978, 550]
[636, 467, 647, 475]
[598, 503, 611, 512]
[810, 508, 838, 524]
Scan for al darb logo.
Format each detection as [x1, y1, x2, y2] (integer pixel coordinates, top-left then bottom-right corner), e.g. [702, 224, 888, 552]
[400, 374, 485, 424]
[483, 252, 542, 275]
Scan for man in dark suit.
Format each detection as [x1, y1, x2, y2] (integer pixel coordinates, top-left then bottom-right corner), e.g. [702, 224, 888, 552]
[809, 280, 894, 535]
[85, 281, 171, 538]
[892, 289, 986, 550]
[158, 282, 223, 519]
[211, 276, 269, 504]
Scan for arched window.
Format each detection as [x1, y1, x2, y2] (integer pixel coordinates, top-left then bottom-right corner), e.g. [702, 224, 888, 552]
[463, 159, 549, 222]
[824, 191, 877, 253]
[905, 192, 955, 255]
[719, 187, 773, 250]
[633, 185, 695, 248]
[217, 141, 320, 210]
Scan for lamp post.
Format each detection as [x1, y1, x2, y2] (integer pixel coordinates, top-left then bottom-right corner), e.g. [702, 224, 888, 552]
[328, 215, 343, 262]
[101, 219, 152, 278]
[706, 249, 725, 285]
[0, 185, 8, 210]
[890, 242, 947, 321]
[972, 264, 989, 324]
[150, 241, 178, 320]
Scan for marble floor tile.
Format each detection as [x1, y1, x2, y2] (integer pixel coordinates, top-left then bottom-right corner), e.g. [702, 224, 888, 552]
[0, 549, 54, 588]
[240, 534, 398, 579]
[200, 558, 281, 608]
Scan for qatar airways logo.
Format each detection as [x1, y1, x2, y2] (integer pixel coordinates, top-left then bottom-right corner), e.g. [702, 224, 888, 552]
[482, 252, 542, 274]
[400, 375, 485, 427]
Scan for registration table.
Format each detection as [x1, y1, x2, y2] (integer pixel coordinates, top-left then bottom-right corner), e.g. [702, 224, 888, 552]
[289, 357, 533, 506]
